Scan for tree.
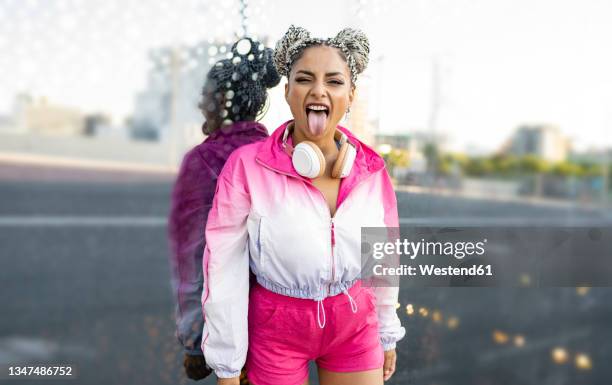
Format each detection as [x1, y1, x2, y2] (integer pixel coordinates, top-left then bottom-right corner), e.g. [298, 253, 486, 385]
[490, 154, 518, 176]
[518, 155, 550, 174]
[551, 161, 582, 177]
[465, 157, 494, 176]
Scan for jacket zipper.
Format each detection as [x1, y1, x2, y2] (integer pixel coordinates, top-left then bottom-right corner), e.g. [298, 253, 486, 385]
[328, 217, 335, 295]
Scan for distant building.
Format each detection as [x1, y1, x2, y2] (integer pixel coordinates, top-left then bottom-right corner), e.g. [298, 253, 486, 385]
[347, 81, 375, 146]
[10, 94, 85, 136]
[82, 113, 128, 139]
[1, 94, 30, 134]
[375, 133, 413, 150]
[504, 124, 569, 162]
[84, 114, 112, 136]
[570, 148, 612, 165]
[130, 41, 233, 147]
[374, 132, 429, 173]
[374, 131, 434, 153]
[0, 114, 14, 133]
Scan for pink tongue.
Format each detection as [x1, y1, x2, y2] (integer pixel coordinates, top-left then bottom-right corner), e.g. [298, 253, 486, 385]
[307, 110, 326, 136]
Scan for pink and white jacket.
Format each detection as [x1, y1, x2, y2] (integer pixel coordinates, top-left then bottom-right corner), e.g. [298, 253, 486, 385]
[201, 120, 406, 377]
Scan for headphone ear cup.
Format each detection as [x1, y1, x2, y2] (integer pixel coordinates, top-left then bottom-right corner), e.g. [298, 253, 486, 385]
[331, 141, 349, 179]
[292, 141, 325, 178]
[333, 142, 356, 178]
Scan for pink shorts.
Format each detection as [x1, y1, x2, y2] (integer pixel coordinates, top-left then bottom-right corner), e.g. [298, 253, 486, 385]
[246, 281, 384, 385]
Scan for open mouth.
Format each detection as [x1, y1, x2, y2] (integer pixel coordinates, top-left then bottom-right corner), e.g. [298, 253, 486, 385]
[305, 103, 329, 136]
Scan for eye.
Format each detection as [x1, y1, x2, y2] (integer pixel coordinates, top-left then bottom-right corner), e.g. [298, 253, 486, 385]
[295, 77, 310, 83]
[328, 79, 344, 85]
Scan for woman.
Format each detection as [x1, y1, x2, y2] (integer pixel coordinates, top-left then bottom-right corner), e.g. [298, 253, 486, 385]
[168, 37, 280, 381]
[202, 26, 405, 385]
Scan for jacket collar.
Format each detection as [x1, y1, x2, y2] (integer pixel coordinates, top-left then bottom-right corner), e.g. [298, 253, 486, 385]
[255, 120, 386, 205]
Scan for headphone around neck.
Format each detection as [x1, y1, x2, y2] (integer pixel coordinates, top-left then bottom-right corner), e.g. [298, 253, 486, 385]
[281, 123, 357, 179]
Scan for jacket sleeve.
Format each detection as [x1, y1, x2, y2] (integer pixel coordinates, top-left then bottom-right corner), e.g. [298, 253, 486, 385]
[373, 169, 406, 351]
[168, 149, 217, 356]
[201, 152, 251, 378]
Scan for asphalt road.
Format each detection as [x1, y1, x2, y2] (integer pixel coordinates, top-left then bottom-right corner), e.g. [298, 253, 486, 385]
[1, 179, 611, 385]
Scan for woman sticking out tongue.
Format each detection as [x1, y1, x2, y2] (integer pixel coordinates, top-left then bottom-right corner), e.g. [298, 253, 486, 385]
[285, 44, 352, 152]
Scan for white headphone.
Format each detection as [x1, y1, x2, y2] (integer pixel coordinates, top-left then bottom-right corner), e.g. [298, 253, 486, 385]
[282, 124, 357, 179]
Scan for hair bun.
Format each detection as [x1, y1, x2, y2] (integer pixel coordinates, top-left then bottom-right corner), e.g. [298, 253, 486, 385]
[229, 37, 279, 89]
[261, 48, 281, 88]
[328, 28, 370, 75]
[202, 37, 277, 131]
[274, 25, 313, 78]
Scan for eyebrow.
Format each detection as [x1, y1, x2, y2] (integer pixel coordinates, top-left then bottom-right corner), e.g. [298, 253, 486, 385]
[296, 70, 346, 78]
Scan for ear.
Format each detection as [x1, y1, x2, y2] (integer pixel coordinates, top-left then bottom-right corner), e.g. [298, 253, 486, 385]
[284, 81, 289, 101]
[348, 86, 355, 105]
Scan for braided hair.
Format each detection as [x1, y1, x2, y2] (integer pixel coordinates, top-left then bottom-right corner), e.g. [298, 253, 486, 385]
[200, 37, 280, 135]
[273, 25, 370, 87]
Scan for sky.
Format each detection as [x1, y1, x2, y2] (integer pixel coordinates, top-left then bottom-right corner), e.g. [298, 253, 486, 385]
[2, 0, 611, 153]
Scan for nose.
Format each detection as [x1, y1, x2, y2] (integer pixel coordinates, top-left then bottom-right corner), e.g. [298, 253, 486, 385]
[309, 79, 326, 98]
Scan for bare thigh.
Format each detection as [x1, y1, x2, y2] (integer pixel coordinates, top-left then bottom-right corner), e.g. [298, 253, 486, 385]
[317, 366, 383, 385]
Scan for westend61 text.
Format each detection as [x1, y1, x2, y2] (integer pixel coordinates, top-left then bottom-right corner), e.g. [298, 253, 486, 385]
[373, 264, 493, 277]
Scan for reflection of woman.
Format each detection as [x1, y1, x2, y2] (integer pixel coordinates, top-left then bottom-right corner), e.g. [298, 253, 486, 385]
[203, 26, 405, 385]
[168, 37, 280, 381]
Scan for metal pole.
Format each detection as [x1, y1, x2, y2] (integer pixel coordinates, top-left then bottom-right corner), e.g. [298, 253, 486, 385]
[428, 55, 441, 188]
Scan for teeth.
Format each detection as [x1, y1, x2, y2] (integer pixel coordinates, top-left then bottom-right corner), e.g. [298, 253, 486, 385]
[307, 105, 328, 111]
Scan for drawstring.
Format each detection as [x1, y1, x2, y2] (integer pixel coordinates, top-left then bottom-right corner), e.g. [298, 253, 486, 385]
[317, 299, 326, 328]
[343, 289, 358, 314]
[315, 289, 359, 329]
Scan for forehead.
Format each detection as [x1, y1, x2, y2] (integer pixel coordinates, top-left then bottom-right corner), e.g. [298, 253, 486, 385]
[291, 45, 350, 77]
